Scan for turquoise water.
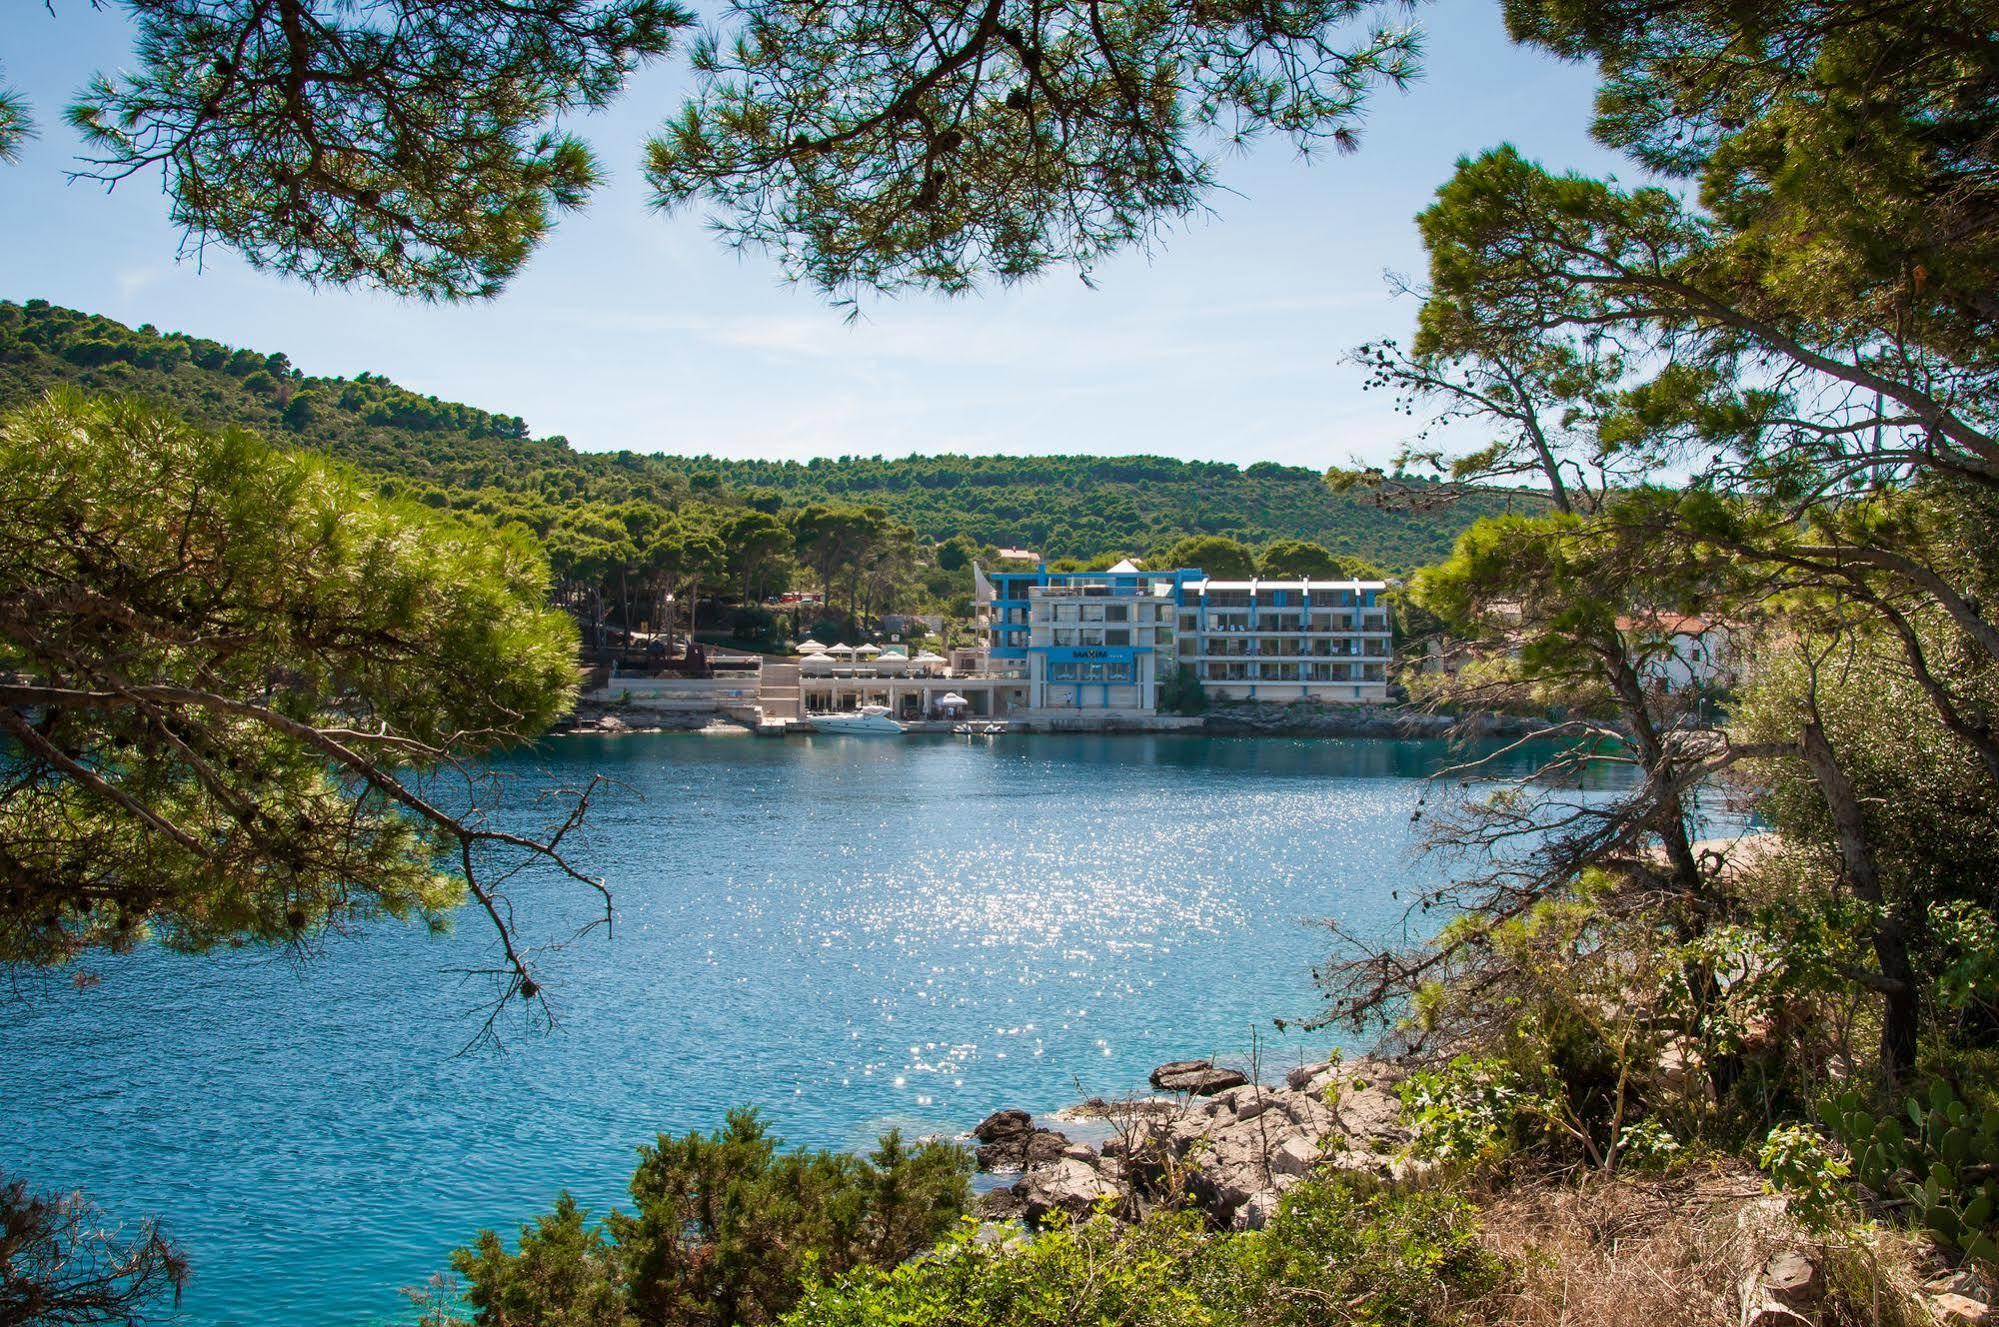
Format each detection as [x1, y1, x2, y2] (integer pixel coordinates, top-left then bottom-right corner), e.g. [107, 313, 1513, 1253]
[1, 735, 1633, 1326]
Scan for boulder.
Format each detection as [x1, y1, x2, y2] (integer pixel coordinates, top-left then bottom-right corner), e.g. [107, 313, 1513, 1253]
[1758, 1251, 1821, 1311]
[1268, 1133, 1321, 1178]
[1018, 1158, 1122, 1226]
[971, 1108, 1072, 1171]
[1934, 1294, 1993, 1327]
[1234, 1189, 1281, 1231]
[1738, 1249, 1822, 1327]
[974, 1108, 1032, 1143]
[1150, 1059, 1250, 1096]
[1330, 1081, 1408, 1149]
[973, 1187, 1026, 1221]
[1286, 1061, 1332, 1091]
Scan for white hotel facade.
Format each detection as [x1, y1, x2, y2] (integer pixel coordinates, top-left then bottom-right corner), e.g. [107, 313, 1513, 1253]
[974, 561, 1393, 714]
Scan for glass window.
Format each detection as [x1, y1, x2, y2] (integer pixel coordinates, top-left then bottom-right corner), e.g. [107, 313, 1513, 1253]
[1105, 628, 1131, 646]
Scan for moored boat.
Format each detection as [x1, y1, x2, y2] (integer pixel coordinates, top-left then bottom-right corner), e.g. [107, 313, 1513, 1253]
[809, 704, 904, 735]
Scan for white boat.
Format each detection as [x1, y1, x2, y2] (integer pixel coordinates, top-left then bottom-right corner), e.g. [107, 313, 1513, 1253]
[809, 704, 904, 735]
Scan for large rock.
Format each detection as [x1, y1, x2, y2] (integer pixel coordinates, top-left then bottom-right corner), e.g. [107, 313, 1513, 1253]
[1738, 1249, 1821, 1327]
[1234, 1189, 1281, 1231]
[1018, 1158, 1123, 1226]
[1149, 1059, 1250, 1096]
[972, 1109, 1072, 1172]
[1286, 1060, 1333, 1091]
[1934, 1294, 1993, 1327]
[974, 1108, 1032, 1142]
[982, 1055, 1414, 1231]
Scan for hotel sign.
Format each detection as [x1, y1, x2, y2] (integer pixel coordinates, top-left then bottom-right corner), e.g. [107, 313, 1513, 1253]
[1046, 646, 1138, 663]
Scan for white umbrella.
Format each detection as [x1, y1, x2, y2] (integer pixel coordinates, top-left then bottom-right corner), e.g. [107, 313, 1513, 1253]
[825, 642, 858, 656]
[856, 643, 883, 656]
[800, 652, 836, 670]
[796, 638, 828, 653]
[937, 692, 970, 709]
[877, 648, 909, 659]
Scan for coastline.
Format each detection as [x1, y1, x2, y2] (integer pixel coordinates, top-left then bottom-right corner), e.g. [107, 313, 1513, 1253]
[958, 1053, 1420, 1232]
[548, 699, 1552, 740]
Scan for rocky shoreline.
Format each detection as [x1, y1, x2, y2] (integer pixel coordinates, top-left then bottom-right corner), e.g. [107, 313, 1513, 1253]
[960, 1057, 1999, 1326]
[966, 1055, 1420, 1232]
[1200, 702, 1548, 740]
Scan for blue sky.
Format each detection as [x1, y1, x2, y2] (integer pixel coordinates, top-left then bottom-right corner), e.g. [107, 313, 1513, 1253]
[0, 1, 1627, 466]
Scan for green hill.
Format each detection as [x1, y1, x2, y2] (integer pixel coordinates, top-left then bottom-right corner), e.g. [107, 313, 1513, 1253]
[0, 299, 1531, 570]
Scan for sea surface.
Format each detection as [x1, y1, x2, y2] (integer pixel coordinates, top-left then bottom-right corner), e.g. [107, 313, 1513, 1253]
[2, 734, 1645, 1326]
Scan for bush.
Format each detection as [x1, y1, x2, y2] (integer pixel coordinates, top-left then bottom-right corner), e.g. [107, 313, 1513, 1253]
[785, 1210, 1217, 1327]
[783, 1174, 1501, 1327]
[1158, 664, 1207, 716]
[1231, 1175, 1506, 1326]
[455, 1110, 972, 1327]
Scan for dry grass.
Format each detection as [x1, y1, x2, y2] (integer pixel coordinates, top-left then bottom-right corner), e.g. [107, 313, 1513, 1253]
[1459, 1161, 1938, 1327]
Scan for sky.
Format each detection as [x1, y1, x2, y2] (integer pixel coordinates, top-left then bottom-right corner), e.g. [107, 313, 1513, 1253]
[0, 1, 1629, 467]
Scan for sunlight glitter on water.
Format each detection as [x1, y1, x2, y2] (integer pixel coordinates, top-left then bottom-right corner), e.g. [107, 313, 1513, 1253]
[1, 734, 1640, 1327]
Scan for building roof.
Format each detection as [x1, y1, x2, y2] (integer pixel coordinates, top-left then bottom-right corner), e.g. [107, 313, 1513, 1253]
[1616, 612, 1721, 637]
[1188, 578, 1388, 592]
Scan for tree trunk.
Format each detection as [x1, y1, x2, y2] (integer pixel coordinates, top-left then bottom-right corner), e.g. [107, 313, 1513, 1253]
[1800, 714, 1920, 1083]
[1601, 644, 1738, 1092]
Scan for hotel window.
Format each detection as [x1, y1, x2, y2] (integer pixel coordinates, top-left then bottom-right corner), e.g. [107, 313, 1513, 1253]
[1180, 613, 1198, 632]
[1104, 604, 1129, 622]
[1105, 628, 1131, 646]
[1049, 661, 1133, 684]
[1080, 604, 1104, 623]
[1054, 628, 1076, 645]
[1080, 629, 1105, 646]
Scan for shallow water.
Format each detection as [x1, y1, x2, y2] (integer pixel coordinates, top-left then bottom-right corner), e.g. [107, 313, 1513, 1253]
[3, 733, 1639, 1326]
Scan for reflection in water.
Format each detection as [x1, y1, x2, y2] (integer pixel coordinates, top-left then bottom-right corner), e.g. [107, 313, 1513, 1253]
[2, 735, 1645, 1327]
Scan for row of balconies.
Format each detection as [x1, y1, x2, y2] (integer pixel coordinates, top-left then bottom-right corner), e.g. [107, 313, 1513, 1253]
[1182, 641, 1389, 657]
[1192, 621, 1389, 634]
[1197, 664, 1390, 683]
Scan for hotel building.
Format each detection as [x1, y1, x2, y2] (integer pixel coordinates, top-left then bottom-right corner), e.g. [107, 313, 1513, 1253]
[974, 561, 1393, 714]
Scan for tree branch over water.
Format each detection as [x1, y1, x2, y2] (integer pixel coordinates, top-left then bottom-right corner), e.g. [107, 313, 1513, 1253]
[0, 391, 607, 1033]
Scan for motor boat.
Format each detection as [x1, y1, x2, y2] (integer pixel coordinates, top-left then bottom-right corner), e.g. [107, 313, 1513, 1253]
[809, 704, 904, 735]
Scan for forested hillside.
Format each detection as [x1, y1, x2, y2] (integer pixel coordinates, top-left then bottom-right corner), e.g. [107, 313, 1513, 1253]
[0, 300, 1527, 569]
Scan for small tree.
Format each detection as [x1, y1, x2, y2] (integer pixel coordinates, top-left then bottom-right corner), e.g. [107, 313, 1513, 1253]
[1158, 664, 1207, 716]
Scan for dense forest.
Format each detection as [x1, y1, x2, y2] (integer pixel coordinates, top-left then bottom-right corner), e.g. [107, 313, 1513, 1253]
[0, 300, 1527, 570]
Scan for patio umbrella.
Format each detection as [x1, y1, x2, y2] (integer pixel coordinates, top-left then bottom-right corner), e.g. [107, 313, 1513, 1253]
[796, 639, 828, 653]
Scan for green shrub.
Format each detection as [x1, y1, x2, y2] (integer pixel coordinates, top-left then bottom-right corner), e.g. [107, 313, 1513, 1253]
[1757, 1123, 1853, 1231]
[1397, 1058, 1540, 1164]
[455, 1109, 971, 1327]
[1158, 664, 1208, 716]
[784, 1211, 1218, 1327]
[1230, 1175, 1505, 1326]
[783, 1174, 1501, 1327]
